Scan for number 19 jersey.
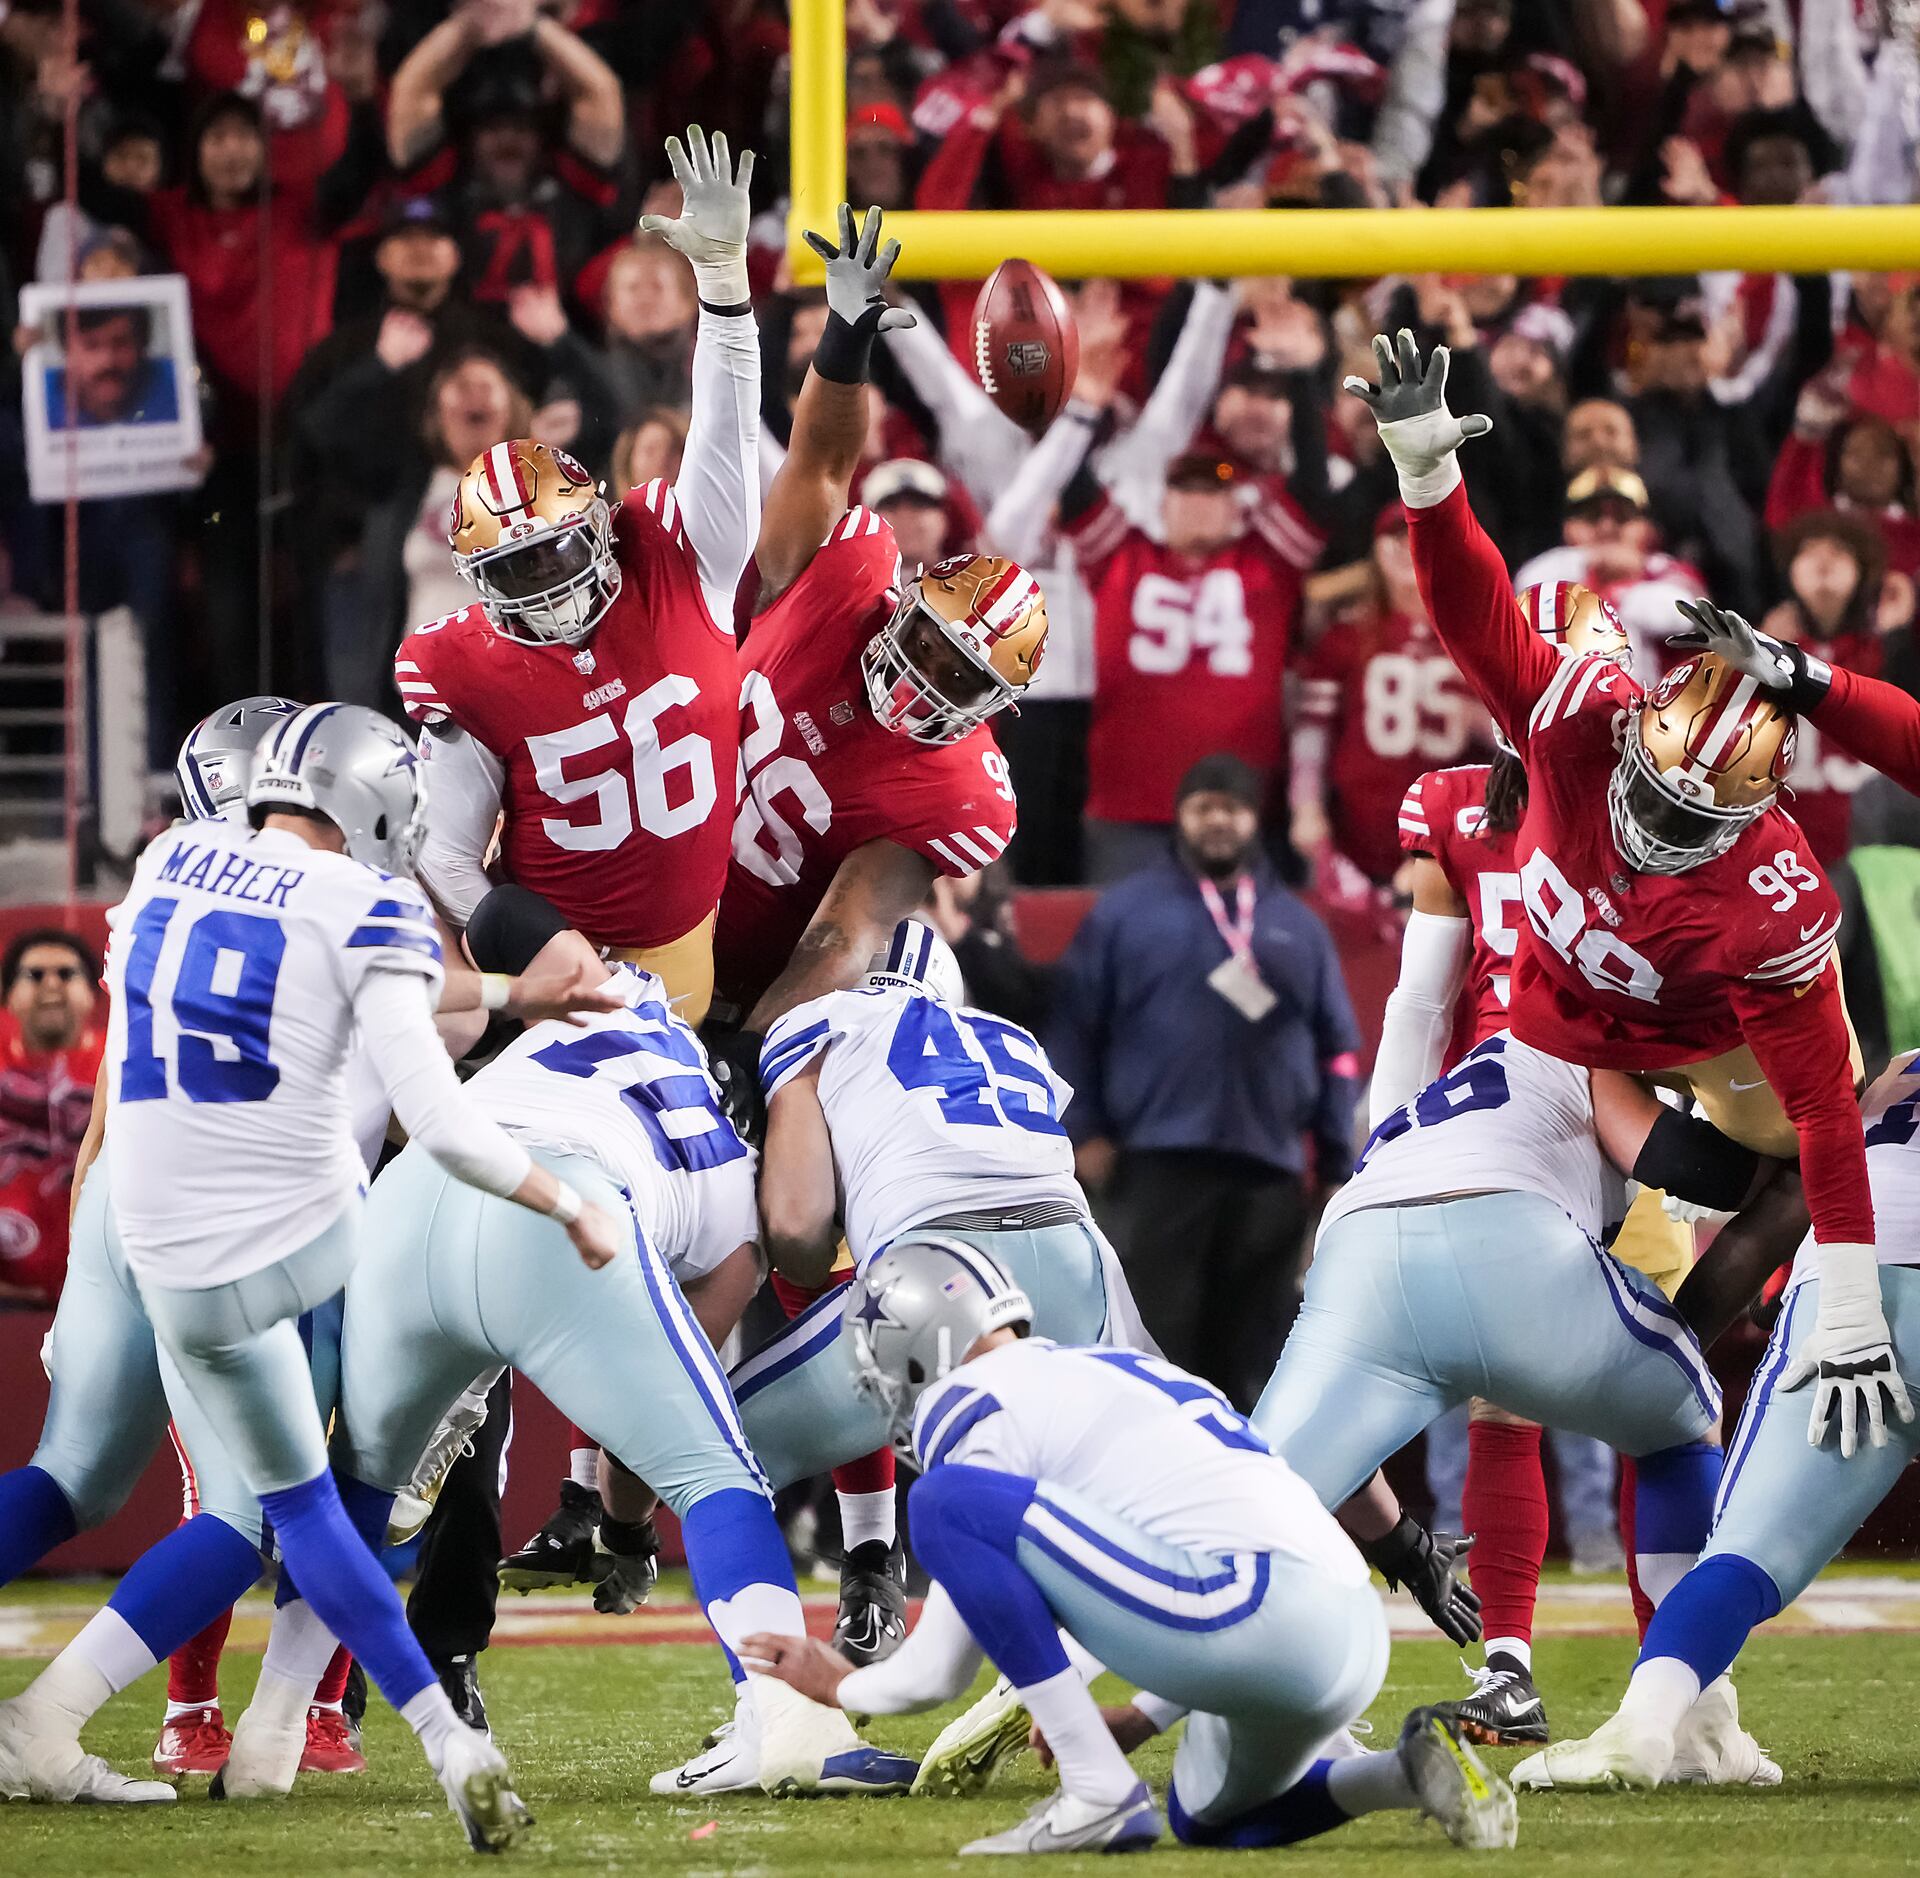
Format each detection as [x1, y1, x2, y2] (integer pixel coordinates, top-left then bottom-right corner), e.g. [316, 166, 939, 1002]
[104, 820, 444, 1289]
[760, 983, 1081, 1263]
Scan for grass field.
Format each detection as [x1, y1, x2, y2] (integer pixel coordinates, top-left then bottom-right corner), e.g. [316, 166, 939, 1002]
[5, 1582, 1920, 1876]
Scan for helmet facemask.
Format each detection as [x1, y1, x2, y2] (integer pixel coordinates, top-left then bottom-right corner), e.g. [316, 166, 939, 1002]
[1607, 709, 1769, 876]
[862, 588, 1019, 745]
[463, 501, 621, 647]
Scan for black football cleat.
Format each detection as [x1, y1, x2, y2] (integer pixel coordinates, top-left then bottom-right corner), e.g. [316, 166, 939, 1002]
[498, 1480, 612, 1593]
[1433, 1659, 1551, 1747]
[436, 1653, 492, 1740]
[832, 1540, 908, 1667]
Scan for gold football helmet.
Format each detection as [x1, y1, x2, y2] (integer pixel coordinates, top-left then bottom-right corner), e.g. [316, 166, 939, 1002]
[1609, 652, 1795, 875]
[863, 552, 1048, 744]
[448, 440, 620, 646]
[1515, 580, 1632, 667]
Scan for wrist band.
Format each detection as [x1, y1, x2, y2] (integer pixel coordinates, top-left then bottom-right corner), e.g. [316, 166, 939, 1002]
[479, 973, 512, 1012]
[549, 1182, 583, 1227]
[813, 306, 881, 385]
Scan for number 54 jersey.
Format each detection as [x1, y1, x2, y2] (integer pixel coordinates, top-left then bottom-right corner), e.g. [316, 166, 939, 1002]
[104, 818, 444, 1289]
[760, 981, 1080, 1264]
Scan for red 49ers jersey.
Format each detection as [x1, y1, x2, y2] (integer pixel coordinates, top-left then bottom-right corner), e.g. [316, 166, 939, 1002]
[1065, 488, 1320, 825]
[1299, 609, 1487, 882]
[1775, 628, 1884, 865]
[715, 506, 1019, 1010]
[1398, 764, 1519, 1047]
[394, 480, 738, 948]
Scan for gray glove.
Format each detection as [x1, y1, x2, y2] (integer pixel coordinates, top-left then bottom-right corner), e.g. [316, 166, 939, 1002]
[1343, 329, 1491, 506]
[1669, 597, 1832, 713]
[640, 125, 754, 304]
[803, 203, 916, 334]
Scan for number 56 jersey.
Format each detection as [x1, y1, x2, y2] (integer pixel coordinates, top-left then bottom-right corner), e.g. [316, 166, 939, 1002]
[104, 819, 444, 1289]
[760, 982, 1081, 1264]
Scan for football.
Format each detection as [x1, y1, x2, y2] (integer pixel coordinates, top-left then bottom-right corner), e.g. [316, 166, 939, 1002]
[970, 258, 1080, 434]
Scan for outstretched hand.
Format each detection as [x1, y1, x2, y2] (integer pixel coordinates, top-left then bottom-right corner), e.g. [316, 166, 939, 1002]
[1668, 598, 1795, 688]
[1342, 331, 1490, 502]
[640, 126, 754, 302]
[803, 203, 916, 334]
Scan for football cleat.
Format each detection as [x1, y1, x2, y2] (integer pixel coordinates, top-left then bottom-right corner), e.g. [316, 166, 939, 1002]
[833, 1540, 908, 1668]
[438, 1655, 492, 1740]
[499, 1480, 612, 1593]
[1669, 1677, 1781, 1787]
[652, 1691, 759, 1796]
[912, 1675, 1031, 1796]
[300, 1706, 367, 1775]
[1433, 1659, 1550, 1747]
[436, 1726, 533, 1854]
[757, 1677, 917, 1798]
[389, 1381, 494, 1543]
[0, 1696, 175, 1804]
[1397, 1707, 1517, 1851]
[1512, 1709, 1673, 1791]
[959, 1782, 1161, 1855]
[153, 1704, 231, 1777]
[591, 1513, 661, 1615]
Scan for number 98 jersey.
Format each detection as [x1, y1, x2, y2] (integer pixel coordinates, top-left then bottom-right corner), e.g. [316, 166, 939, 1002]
[760, 982, 1081, 1264]
[104, 818, 444, 1289]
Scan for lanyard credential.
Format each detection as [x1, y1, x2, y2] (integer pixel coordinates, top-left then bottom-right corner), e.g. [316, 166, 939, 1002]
[1197, 874, 1257, 965]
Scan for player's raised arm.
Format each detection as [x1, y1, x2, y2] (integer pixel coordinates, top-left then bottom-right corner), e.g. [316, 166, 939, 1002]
[1670, 596, 1920, 796]
[755, 206, 914, 605]
[1346, 331, 1559, 747]
[637, 127, 760, 627]
[1370, 855, 1473, 1128]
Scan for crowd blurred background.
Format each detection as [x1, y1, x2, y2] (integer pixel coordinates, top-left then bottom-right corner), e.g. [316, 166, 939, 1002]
[1, 2, 1919, 1541]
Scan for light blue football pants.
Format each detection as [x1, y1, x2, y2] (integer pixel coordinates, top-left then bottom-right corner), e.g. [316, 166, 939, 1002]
[32, 1154, 336, 1544]
[1254, 1190, 1720, 1509]
[332, 1144, 767, 1513]
[729, 1218, 1119, 1491]
[1703, 1266, 1920, 1605]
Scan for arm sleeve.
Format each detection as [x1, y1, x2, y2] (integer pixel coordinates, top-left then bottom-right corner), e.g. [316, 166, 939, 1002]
[835, 1582, 985, 1716]
[1369, 911, 1472, 1128]
[414, 730, 506, 928]
[982, 404, 1102, 567]
[1810, 664, 1920, 796]
[1729, 967, 1874, 1246]
[1099, 283, 1236, 503]
[674, 305, 763, 629]
[352, 972, 536, 1198]
[1370, 0, 1455, 189]
[1405, 481, 1564, 750]
[882, 317, 1031, 509]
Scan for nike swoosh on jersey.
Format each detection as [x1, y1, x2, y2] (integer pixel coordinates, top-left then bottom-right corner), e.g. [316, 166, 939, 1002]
[1799, 922, 1827, 940]
[1728, 1077, 1769, 1092]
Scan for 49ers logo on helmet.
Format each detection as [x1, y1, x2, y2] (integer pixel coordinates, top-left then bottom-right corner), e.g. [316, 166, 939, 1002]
[550, 448, 592, 488]
[1647, 660, 1698, 709]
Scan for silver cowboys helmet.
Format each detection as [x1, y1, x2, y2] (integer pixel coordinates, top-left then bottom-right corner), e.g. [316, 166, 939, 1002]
[176, 695, 303, 822]
[246, 703, 429, 875]
[845, 1237, 1032, 1455]
[864, 916, 966, 1005]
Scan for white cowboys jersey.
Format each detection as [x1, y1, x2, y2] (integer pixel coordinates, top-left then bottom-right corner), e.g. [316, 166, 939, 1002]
[1320, 1033, 1628, 1249]
[104, 820, 444, 1288]
[1786, 1049, 1920, 1291]
[761, 983, 1084, 1263]
[468, 967, 758, 1282]
[913, 1340, 1367, 1583]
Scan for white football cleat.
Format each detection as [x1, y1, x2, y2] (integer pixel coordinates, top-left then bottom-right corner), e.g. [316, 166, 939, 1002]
[0, 1697, 175, 1805]
[651, 1692, 761, 1796]
[1669, 1677, 1781, 1787]
[960, 1782, 1161, 1855]
[436, 1726, 532, 1853]
[1512, 1709, 1673, 1791]
[755, 1677, 917, 1797]
[913, 1675, 1031, 1797]
[390, 1379, 495, 1543]
[210, 1701, 306, 1800]
[1398, 1707, 1517, 1851]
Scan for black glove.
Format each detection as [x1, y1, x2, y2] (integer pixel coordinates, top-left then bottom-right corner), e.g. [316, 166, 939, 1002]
[703, 1024, 767, 1149]
[593, 1512, 661, 1615]
[1358, 1515, 1482, 1645]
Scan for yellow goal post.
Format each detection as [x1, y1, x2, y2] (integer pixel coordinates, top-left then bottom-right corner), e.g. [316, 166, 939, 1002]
[787, 0, 1920, 284]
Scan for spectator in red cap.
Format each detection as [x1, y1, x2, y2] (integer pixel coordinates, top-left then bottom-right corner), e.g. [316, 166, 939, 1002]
[0, 930, 103, 1307]
[847, 102, 916, 211]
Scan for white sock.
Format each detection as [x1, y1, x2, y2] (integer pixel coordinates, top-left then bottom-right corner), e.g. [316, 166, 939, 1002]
[400, 1683, 463, 1768]
[568, 1449, 600, 1492]
[27, 1610, 155, 1731]
[1636, 1553, 1692, 1608]
[260, 1597, 341, 1698]
[1617, 1655, 1701, 1740]
[707, 1583, 807, 1667]
[1484, 1635, 1532, 1673]
[838, 1488, 895, 1553]
[1018, 1667, 1139, 1807]
[1061, 1632, 1106, 1686]
[165, 1697, 219, 1721]
[1326, 1748, 1417, 1817]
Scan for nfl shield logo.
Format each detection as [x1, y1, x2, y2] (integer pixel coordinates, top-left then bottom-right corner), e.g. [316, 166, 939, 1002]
[829, 701, 855, 726]
[572, 647, 597, 675]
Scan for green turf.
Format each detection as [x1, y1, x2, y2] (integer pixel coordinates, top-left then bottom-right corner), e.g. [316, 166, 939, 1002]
[4, 1627, 1918, 1875]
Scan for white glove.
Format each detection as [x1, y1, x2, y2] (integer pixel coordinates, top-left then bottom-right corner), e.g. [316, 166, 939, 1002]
[1779, 1240, 1914, 1459]
[802, 203, 916, 334]
[1661, 1190, 1726, 1228]
[1342, 329, 1492, 509]
[1668, 597, 1804, 690]
[640, 125, 754, 305]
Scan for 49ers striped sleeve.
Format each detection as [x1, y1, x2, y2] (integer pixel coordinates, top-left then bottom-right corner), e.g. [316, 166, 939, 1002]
[926, 822, 1011, 877]
[393, 649, 450, 726]
[1249, 489, 1326, 571]
[636, 477, 691, 546]
[1745, 912, 1842, 987]
[1398, 776, 1434, 853]
[1526, 650, 1616, 739]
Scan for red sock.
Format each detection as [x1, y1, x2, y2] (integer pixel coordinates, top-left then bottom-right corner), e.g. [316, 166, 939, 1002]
[314, 1647, 352, 1708]
[1461, 1419, 1548, 1652]
[1618, 1456, 1654, 1640]
[767, 1272, 893, 1500]
[167, 1605, 233, 1708]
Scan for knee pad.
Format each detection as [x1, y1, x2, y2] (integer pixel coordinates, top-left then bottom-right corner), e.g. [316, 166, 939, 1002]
[907, 1465, 1036, 1578]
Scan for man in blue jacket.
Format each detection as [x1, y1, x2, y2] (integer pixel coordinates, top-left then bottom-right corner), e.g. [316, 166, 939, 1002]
[1047, 754, 1360, 1410]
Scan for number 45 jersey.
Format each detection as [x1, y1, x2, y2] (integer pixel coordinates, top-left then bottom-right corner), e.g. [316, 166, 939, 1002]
[716, 508, 1018, 1011]
[760, 981, 1080, 1265]
[104, 818, 445, 1289]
